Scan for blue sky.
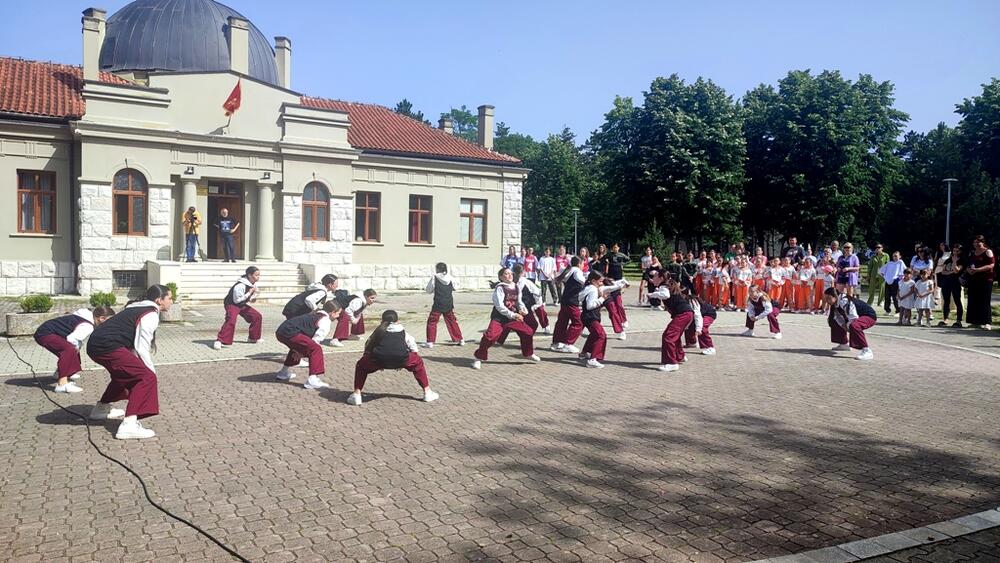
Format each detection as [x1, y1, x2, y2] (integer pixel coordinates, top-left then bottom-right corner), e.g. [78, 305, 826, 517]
[3, 1, 998, 141]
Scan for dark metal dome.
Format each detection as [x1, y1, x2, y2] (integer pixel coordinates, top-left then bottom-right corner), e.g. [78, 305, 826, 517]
[99, 0, 279, 85]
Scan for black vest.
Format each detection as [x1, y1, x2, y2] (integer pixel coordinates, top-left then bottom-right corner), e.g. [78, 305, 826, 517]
[276, 312, 323, 340]
[491, 284, 521, 323]
[282, 288, 326, 318]
[853, 298, 878, 320]
[749, 298, 769, 317]
[35, 314, 90, 339]
[520, 282, 536, 309]
[372, 330, 410, 369]
[432, 278, 454, 313]
[700, 301, 717, 319]
[581, 289, 603, 324]
[664, 295, 693, 317]
[87, 306, 157, 357]
[224, 280, 250, 307]
[561, 272, 583, 306]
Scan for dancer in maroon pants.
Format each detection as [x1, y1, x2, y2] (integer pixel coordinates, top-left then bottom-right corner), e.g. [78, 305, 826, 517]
[350, 310, 439, 405]
[275, 301, 341, 389]
[683, 288, 717, 356]
[649, 276, 695, 372]
[579, 270, 629, 368]
[424, 262, 464, 348]
[87, 285, 173, 440]
[34, 306, 114, 393]
[213, 266, 262, 349]
[742, 284, 782, 339]
[550, 256, 586, 354]
[473, 268, 540, 369]
[329, 289, 377, 347]
[824, 287, 877, 361]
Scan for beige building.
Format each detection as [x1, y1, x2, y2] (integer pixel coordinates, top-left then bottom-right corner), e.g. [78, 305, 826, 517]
[0, 0, 526, 300]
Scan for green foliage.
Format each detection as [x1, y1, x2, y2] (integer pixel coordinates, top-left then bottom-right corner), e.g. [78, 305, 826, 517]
[89, 291, 117, 308]
[165, 282, 179, 302]
[956, 78, 1000, 179]
[393, 99, 430, 125]
[521, 134, 590, 248]
[639, 219, 668, 255]
[439, 106, 478, 143]
[19, 294, 53, 313]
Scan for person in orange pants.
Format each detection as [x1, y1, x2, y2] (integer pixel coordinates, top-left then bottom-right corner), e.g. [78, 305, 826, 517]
[796, 258, 817, 313]
[716, 264, 731, 310]
[733, 256, 752, 310]
[766, 258, 784, 304]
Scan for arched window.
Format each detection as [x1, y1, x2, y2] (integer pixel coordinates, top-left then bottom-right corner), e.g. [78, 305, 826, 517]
[302, 182, 330, 240]
[112, 168, 147, 235]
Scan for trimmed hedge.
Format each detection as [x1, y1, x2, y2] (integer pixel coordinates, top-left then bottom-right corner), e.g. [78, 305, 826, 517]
[19, 294, 53, 313]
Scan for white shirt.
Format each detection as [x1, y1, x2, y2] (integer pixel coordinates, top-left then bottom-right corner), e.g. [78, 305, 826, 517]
[517, 277, 544, 309]
[313, 314, 333, 343]
[66, 308, 96, 350]
[492, 282, 525, 319]
[302, 282, 328, 312]
[538, 256, 557, 280]
[747, 297, 773, 321]
[426, 272, 456, 293]
[879, 260, 905, 284]
[230, 277, 257, 305]
[561, 266, 586, 285]
[127, 300, 160, 373]
[345, 293, 368, 323]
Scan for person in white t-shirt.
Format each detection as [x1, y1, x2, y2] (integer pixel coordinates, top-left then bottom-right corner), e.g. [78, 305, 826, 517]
[538, 247, 558, 306]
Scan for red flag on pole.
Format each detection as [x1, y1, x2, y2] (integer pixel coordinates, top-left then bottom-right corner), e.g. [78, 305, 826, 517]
[223, 79, 242, 116]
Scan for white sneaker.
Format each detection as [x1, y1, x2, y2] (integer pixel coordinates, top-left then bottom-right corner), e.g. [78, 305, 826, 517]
[347, 392, 363, 406]
[54, 382, 83, 393]
[422, 389, 440, 403]
[618, 332, 627, 341]
[527, 354, 541, 362]
[69, 373, 81, 381]
[115, 419, 155, 440]
[985, 325, 993, 331]
[275, 367, 295, 381]
[471, 360, 482, 370]
[772, 332, 783, 340]
[89, 403, 125, 420]
[856, 349, 874, 361]
[622, 321, 630, 329]
[304, 375, 330, 389]
[741, 329, 754, 337]
[658, 364, 679, 372]
[586, 358, 604, 369]
[212, 341, 223, 350]
[296, 358, 309, 367]
[454, 339, 465, 346]
[832, 344, 850, 351]
[550, 343, 565, 352]
[702, 347, 716, 356]
[582, 330, 590, 337]
[327, 339, 343, 347]
[565, 345, 580, 354]
[421, 342, 434, 349]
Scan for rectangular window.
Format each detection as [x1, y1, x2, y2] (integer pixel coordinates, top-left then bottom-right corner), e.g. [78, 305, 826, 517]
[112, 270, 147, 290]
[17, 170, 56, 234]
[408, 195, 432, 244]
[459, 198, 487, 245]
[354, 191, 381, 242]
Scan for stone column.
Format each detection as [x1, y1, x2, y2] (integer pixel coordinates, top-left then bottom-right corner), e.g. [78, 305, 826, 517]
[181, 180, 197, 260]
[256, 183, 276, 261]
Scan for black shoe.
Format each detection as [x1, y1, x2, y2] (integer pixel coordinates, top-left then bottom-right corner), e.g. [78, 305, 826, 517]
[953, 322, 963, 328]
[936, 321, 946, 327]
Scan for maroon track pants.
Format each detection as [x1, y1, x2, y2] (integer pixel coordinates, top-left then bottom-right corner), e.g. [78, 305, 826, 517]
[830, 316, 876, 349]
[217, 304, 262, 345]
[426, 310, 463, 343]
[334, 311, 366, 340]
[476, 319, 535, 361]
[661, 311, 694, 365]
[90, 348, 159, 419]
[746, 307, 781, 334]
[35, 334, 81, 378]
[354, 352, 429, 390]
[684, 315, 715, 349]
[551, 305, 583, 346]
[278, 333, 325, 375]
[581, 320, 607, 361]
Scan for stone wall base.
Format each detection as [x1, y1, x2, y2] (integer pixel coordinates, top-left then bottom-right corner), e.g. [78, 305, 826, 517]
[0, 261, 75, 295]
[304, 263, 498, 292]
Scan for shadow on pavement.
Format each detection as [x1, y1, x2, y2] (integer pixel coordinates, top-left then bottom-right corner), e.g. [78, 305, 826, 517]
[318, 387, 420, 404]
[4, 376, 50, 388]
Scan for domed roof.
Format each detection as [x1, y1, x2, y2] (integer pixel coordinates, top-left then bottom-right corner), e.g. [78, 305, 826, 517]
[99, 0, 279, 86]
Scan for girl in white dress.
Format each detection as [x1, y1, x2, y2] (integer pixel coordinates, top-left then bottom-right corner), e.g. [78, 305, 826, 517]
[897, 269, 917, 326]
[912, 269, 935, 326]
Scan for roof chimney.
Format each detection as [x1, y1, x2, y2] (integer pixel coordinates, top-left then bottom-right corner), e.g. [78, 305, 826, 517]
[438, 117, 454, 135]
[274, 36, 291, 89]
[81, 8, 106, 81]
[226, 16, 250, 75]
[477, 105, 494, 150]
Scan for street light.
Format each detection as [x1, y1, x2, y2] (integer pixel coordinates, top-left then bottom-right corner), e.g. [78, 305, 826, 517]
[572, 208, 580, 255]
[942, 178, 957, 246]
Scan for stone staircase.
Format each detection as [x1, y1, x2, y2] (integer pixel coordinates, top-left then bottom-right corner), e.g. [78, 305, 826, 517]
[177, 261, 308, 303]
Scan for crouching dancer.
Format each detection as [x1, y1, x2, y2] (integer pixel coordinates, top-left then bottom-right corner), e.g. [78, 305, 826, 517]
[87, 285, 172, 440]
[824, 287, 877, 361]
[34, 306, 114, 393]
[275, 301, 341, 389]
[473, 268, 540, 369]
[350, 310, 439, 405]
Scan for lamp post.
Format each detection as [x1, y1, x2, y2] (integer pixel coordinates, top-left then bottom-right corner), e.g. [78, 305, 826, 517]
[572, 208, 580, 255]
[942, 178, 957, 246]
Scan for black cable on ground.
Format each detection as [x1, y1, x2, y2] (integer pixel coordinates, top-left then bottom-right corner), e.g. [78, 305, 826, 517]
[5, 337, 252, 563]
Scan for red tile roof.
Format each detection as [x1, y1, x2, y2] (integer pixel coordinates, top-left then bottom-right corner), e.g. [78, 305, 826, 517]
[300, 96, 520, 164]
[0, 56, 520, 165]
[0, 56, 129, 120]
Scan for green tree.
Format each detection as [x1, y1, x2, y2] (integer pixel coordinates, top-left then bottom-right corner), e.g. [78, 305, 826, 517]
[494, 131, 541, 162]
[393, 98, 430, 125]
[956, 78, 1000, 179]
[439, 106, 478, 143]
[521, 134, 589, 248]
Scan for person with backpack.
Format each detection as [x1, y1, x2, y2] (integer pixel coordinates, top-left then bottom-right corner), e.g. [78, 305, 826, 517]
[824, 287, 877, 361]
[423, 262, 464, 348]
[349, 310, 439, 406]
[275, 301, 341, 390]
[282, 274, 339, 320]
[213, 266, 262, 350]
[34, 306, 115, 393]
[87, 285, 173, 440]
[329, 289, 377, 347]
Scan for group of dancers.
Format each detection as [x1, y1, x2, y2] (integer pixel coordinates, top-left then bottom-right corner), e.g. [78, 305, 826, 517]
[31, 245, 881, 440]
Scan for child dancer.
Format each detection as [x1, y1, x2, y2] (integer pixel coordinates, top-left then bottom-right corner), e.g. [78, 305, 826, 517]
[329, 289, 377, 346]
[213, 266, 262, 350]
[743, 284, 782, 339]
[715, 262, 731, 311]
[780, 257, 795, 310]
[734, 256, 752, 311]
[824, 288, 877, 360]
[34, 306, 114, 393]
[699, 255, 716, 304]
[579, 271, 629, 368]
[897, 268, 916, 325]
[514, 263, 550, 334]
[766, 258, 784, 305]
[349, 310, 439, 405]
[473, 268, 540, 369]
[424, 262, 464, 347]
[550, 256, 586, 354]
[604, 243, 631, 333]
[683, 288, 717, 355]
[795, 259, 817, 314]
[275, 301, 341, 389]
[815, 256, 836, 314]
[648, 276, 694, 372]
[913, 269, 935, 326]
[282, 274, 338, 320]
[87, 285, 172, 440]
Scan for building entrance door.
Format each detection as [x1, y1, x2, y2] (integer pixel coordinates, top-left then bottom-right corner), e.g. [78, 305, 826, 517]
[206, 182, 244, 260]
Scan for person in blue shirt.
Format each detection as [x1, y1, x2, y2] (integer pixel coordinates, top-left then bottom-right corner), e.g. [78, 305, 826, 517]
[215, 208, 240, 262]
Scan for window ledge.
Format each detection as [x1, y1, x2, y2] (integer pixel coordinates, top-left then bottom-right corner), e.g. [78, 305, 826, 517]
[11, 232, 61, 238]
[405, 242, 435, 247]
[353, 241, 384, 246]
[457, 243, 488, 248]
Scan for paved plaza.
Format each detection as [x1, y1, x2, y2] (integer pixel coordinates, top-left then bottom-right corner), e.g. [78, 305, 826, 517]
[2, 290, 999, 562]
